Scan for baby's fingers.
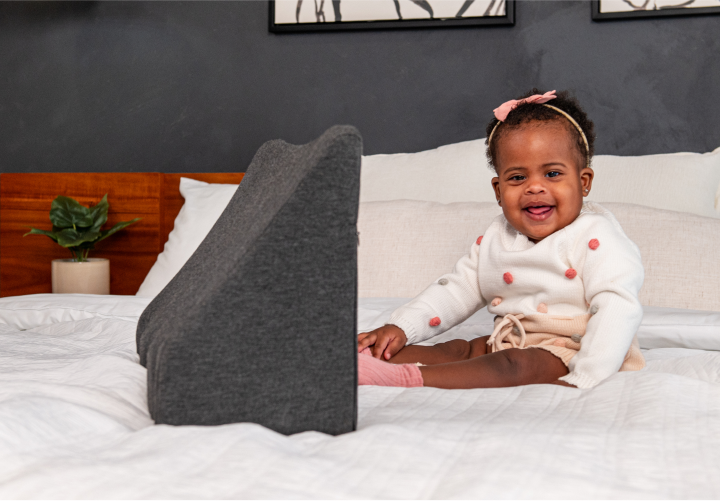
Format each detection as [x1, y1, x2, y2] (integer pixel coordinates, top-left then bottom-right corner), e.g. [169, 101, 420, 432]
[383, 336, 405, 360]
[357, 333, 377, 352]
[372, 335, 391, 359]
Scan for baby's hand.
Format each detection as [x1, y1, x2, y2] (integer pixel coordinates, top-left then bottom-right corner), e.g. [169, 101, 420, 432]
[357, 325, 407, 360]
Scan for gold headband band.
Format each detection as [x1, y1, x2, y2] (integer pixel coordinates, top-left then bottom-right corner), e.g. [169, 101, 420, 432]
[488, 103, 590, 166]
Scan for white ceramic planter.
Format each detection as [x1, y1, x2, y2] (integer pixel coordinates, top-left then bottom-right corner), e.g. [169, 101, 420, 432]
[51, 258, 110, 294]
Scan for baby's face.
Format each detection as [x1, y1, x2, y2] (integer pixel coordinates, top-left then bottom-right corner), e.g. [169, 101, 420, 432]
[491, 121, 594, 242]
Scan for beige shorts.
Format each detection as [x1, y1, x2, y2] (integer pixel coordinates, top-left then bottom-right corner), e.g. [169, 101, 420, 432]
[490, 313, 645, 372]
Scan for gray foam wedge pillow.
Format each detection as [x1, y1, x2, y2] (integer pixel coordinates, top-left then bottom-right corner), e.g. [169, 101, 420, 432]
[136, 125, 362, 435]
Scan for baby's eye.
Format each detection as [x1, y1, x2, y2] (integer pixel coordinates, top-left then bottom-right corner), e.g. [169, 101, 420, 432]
[509, 175, 525, 181]
[546, 171, 560, 178]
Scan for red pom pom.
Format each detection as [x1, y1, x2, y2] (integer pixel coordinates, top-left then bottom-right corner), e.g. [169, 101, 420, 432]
[429, 317, 441, 327]
[503, 272, 513, 284]
[565, 268, 577, 279]
[588, 239, 600, 250]
[476, 236, 483, 245]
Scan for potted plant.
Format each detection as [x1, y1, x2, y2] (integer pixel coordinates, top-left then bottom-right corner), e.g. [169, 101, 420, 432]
[25, 194, 140, 294]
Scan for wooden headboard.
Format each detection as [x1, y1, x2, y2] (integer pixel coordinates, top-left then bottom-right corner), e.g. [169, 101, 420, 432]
[0, 173, 244, 297]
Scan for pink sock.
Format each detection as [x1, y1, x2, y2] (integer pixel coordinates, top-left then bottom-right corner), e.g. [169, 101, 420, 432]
[357, 353, 423, 387]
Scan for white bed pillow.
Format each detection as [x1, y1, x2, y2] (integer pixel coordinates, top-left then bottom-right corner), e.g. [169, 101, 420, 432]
[588, 147, 720, 219]
[360, 140, 720, 218]
[357, 199, 720, 312]
[360, 138, 496, 204]
[637, 306, 720, 351]
[603, 202, 720, 311]
[357, 201, 502, 298]
[0, 294, 152, 330]
[136, 178, 238, 297]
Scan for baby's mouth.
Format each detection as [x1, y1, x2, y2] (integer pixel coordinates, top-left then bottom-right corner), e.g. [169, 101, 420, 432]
[523, 205, 555, 221]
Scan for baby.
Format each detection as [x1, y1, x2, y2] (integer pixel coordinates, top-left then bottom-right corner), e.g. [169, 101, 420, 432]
[357, 89, 645, 390]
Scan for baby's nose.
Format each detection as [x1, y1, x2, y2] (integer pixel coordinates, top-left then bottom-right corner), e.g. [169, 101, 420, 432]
[525, 182, 547, 194]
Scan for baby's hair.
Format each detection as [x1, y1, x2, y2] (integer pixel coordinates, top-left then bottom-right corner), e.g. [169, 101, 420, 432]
[485, 88, 596, 172]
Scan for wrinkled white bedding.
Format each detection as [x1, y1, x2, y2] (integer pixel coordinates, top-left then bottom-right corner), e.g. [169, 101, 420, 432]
[1, 295, 719, 498]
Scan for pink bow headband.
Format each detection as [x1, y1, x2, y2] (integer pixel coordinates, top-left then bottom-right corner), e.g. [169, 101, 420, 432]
[488, 90, 590, 164]
[493, 90, 558, 121]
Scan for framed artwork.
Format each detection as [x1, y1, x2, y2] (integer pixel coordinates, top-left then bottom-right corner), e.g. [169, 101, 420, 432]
[592, 0, 720, 20]
[269, 0, 515, 32]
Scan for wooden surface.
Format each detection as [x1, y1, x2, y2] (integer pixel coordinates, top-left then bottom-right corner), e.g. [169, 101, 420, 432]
[0, 173, 244, 297]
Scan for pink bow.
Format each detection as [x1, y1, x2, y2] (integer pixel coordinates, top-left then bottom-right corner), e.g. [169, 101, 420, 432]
[493, 90, 557, 122]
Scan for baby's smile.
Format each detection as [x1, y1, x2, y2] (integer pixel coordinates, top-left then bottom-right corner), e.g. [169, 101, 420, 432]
[523, 204, 555, 221]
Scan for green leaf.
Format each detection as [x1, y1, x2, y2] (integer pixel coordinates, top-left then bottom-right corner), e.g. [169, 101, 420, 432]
[96, 218, 141, 243]
[55, 227, 101, 248]
[24, 227, 59, 243]
[49, 196, 94, 229]
[87, 194, 109, 230]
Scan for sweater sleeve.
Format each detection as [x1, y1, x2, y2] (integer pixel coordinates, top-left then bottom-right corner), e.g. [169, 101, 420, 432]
[559, 216, 644, 389]
[388, 239, 487, 345]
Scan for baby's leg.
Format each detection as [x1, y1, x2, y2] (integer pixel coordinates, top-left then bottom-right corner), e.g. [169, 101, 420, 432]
[419, 347, 568, 389]
[388, 336, 490, 365]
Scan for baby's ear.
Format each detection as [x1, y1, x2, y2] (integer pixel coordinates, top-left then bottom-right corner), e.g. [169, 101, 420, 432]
[491, 176, 501, 202]
[580, 167, 594, 196]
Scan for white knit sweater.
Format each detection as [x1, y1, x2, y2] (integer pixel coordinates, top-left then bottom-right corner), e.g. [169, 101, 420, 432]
[388, 202, 644, 389]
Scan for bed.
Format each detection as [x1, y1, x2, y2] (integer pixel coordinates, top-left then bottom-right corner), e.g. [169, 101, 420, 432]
[1, 137, 719, 498]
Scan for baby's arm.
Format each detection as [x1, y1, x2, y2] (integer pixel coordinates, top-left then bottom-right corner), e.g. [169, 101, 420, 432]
[383, 237, 487, 351]
[358, 238, 486, 360]
[560, 217, 644, 389]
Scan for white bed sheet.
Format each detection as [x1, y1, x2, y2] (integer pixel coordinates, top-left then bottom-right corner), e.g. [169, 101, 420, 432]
[0, 294, 719, 498]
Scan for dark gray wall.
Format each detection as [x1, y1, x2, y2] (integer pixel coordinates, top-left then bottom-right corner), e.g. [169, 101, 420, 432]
[1, 1, 718, 173]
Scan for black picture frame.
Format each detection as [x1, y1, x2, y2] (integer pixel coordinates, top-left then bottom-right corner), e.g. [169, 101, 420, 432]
[592, 0, 720, 21]
[269, 0, 515, 33]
